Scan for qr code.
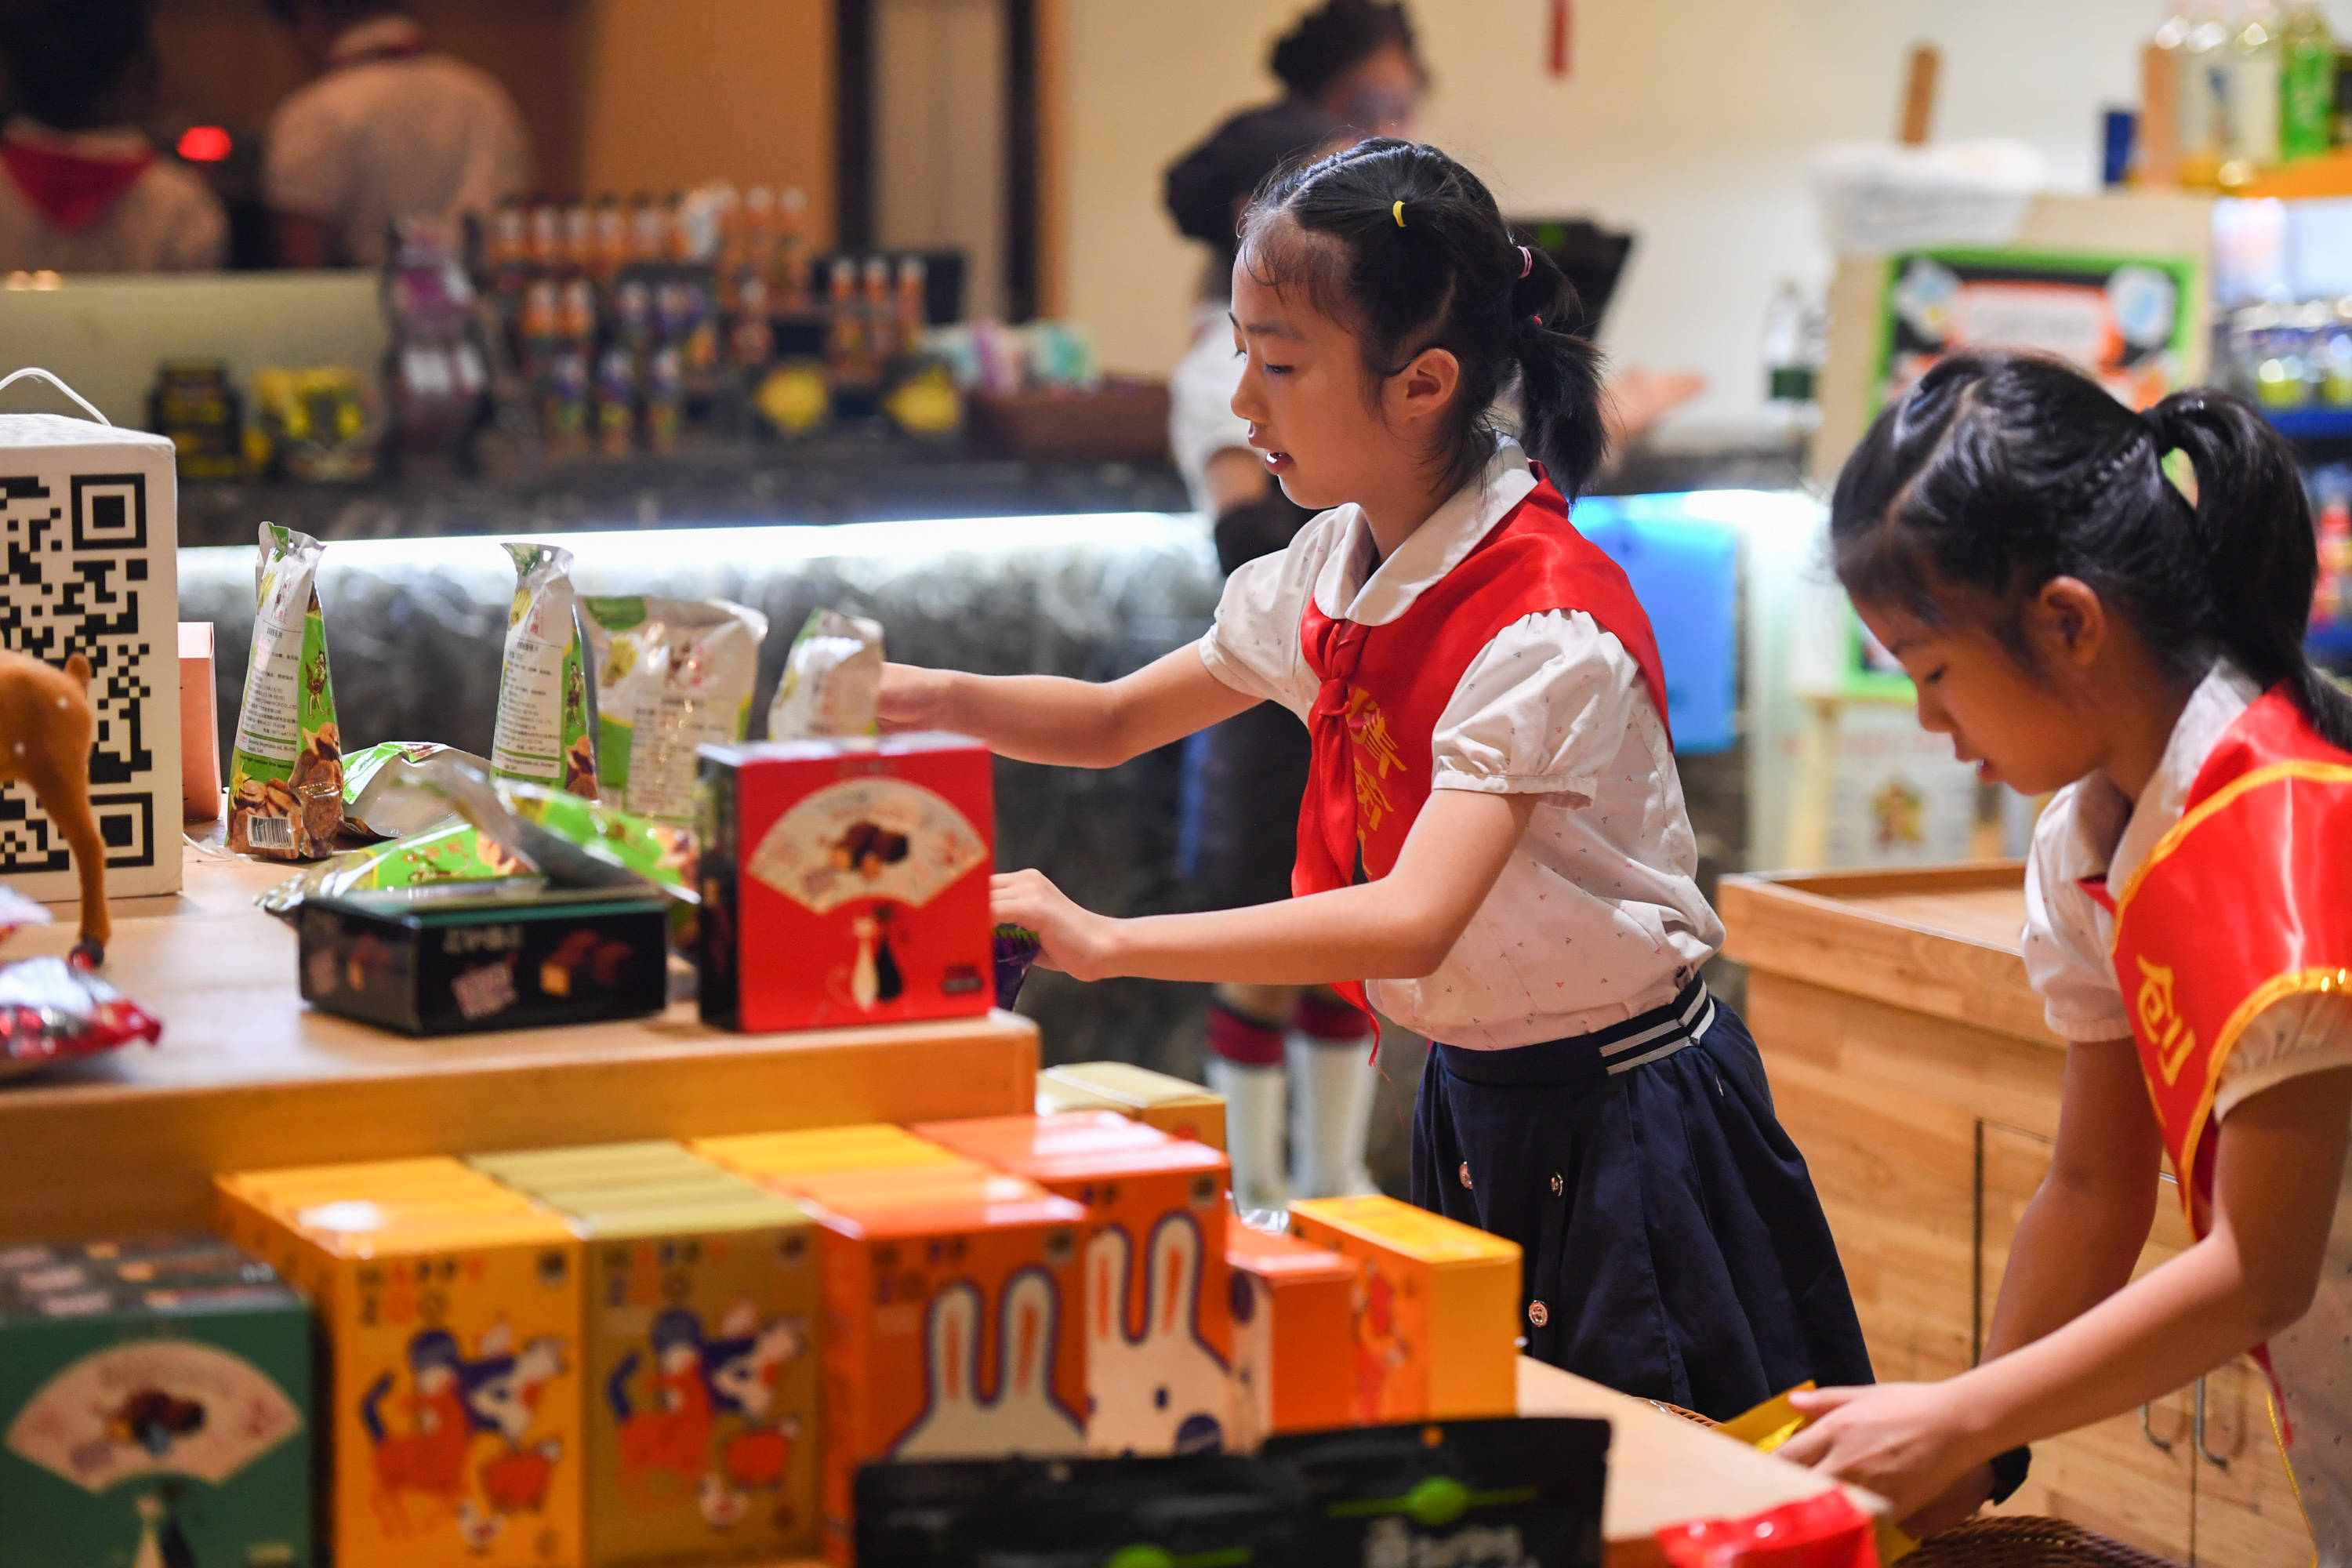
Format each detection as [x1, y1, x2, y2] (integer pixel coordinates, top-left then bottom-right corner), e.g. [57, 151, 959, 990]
[0, 470, 160, 875]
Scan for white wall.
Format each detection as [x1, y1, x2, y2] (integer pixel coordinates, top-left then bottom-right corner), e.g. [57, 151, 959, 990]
[1060, 0, 2352, 430]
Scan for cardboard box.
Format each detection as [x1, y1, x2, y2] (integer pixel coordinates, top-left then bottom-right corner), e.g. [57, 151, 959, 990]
[0, 406, 183, 901]
[795, 1171, 1087, 1563]
[695, 734, 993, 1033]
[489, 1159, 824, 1567]
[220, 1162, 585, 1568]
[0, 1249, 313, 1568]
[180, 620, 220, 821]
[913, 1112, 1232, 1456]
[1036, 1062, 1225, 1151]
[1285, 1196, 1520, 1424]
[298, 884, 670, 1036]
[1225, 1223, 1357, 1447]
[689, 1124, 971, 1191]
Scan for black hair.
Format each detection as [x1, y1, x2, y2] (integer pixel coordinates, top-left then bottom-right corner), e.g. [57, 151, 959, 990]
[1163, 99, 1340, 263]
[1239, 137, 1609, 498]
[0, 0, 153, 132]
[1831, 350, 2352, 750]
[1269, 1, 1423, 103]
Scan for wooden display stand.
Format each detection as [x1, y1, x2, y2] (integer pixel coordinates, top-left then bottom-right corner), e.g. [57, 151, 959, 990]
[1722, 862, 2308, 1565]
[0, 844, 1893, 1563]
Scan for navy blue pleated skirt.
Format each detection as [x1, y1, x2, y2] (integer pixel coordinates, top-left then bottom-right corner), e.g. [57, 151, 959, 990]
[1411, 982, 1874, 1421]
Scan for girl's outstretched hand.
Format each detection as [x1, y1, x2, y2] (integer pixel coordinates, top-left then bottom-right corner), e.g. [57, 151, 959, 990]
[992, 869, 1119, 982]
[877, 663, 953, 731]
[1776, 1382, 1981, 1522]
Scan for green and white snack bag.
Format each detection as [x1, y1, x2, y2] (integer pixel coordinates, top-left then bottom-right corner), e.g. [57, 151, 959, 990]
[229, 523, 343, 861]
[582, 596, 769, 826]
[257, 820, 543, 919]
[341, 741, 488, 840]
[492, 542, 597, 799]
[768, 608, 884, 739]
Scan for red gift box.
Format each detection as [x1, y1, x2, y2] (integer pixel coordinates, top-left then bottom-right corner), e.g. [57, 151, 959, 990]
[696, 733, 996, 1033]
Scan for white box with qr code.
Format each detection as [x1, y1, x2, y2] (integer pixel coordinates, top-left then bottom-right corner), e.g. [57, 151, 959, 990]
[0, 408, 182, 903]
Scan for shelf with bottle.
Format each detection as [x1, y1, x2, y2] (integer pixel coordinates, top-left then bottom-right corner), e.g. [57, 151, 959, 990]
[2140, 1, 2343, 192]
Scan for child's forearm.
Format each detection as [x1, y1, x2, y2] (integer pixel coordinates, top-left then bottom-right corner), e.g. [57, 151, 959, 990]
[1105, 880, 1460, 985]
[903, 644, 1254, 769]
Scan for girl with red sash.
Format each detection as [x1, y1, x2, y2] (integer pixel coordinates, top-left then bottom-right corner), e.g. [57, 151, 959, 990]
[881, 139, 1871, 1421]
[1783, 350, 2352, 1556]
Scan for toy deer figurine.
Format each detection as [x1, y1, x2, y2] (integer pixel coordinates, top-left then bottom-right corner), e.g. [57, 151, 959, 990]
[0, 649, 109, 965]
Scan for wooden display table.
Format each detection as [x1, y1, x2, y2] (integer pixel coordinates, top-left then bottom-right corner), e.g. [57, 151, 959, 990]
[0, 844, 1038, 1243]
[1722, 863, 2306, 1566]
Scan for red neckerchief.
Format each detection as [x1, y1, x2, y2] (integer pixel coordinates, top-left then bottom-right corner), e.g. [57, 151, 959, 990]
[1293, 467, 1671, 1032]
[1, 136, 152, 232]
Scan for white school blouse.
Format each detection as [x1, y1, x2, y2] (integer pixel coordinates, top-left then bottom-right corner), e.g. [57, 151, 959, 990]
[2024, 661, 2352, 1560]
[1196, 440, 1723, 1051]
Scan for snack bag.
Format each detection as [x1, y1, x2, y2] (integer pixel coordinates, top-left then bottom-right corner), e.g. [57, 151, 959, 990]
[492, 542, 597, 799]
[229, 523, 343, 860]
[493, 778, 695, 892]
[582, 595, 769, 825]
[768, 608, 884, 740]
[256, 819, 542, 920]
[993, 923, 1041, 1011]
[0, 957, 163, 1077]
[340, 740, 484, 840]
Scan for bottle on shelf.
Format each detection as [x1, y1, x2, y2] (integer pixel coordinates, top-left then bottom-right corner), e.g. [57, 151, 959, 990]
[561, 197, 595, 275]
[862, 256, 893, 363]
[630, 191, 668, 269]
[895, 256, 928, 358]
[776, 187, 811, 312]
[593, 194, 630, 283]
[2281, 2, 2339, 162]
[2175, 0, 2234, 188]
[1761, 279, 1825, 438]
[2223, 0, 2285, 186]
[2313, 485, 2351, 631]
[824, 257, 866, 386]
[527, 197, 564, 271]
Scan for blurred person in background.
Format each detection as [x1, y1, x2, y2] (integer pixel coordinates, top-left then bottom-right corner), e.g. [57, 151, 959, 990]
[0, 0, 227, 272]
[1164, 0, 1704, 1210]
[263, 0, 528, 267]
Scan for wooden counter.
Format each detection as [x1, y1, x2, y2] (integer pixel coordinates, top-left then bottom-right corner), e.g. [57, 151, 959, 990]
[1722, 863, 2306, 1567]
[0, 845, 1039, 1243]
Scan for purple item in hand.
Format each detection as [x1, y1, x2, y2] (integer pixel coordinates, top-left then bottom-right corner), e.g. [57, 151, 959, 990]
[993, 924, 1042, 1011]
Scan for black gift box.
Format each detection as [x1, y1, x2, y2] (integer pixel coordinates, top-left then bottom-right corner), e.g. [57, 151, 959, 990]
[297, 883, 670, 1036]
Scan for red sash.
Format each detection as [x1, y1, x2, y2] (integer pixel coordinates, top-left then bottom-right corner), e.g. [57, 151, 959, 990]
[2089, 686, 2352, 1233]
[0, 138, 151, 232]
[1293, 470, 1671, 1021]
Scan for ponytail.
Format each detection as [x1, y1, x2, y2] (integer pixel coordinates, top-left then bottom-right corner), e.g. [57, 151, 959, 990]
[1240, 138, 1611, 496]
[2146, 390, 2352, 750]
[1508, 245, 1609, 498]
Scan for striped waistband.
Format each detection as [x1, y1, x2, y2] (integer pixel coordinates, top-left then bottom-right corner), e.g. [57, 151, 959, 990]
[1434, 981, 1717, 1088]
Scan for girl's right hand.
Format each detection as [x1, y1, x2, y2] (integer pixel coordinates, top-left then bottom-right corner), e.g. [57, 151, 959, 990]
[877, 663, 955, 731]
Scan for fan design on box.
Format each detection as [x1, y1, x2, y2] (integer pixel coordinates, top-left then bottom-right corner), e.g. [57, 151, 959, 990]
[746, 779, 989, 1011]
[5, 1341, 303, 1489]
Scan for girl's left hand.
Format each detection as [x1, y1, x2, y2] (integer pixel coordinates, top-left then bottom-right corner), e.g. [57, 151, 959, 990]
[1777, 1382, 1983, 1521]
[992, 869, 1120, 982]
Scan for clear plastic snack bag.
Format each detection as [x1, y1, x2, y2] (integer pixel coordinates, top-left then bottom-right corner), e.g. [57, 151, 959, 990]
[582, 595, 769, 826]
[492, 542, 597, 799]
[228, 523, 343, 860]
[768, 608, 884, 740]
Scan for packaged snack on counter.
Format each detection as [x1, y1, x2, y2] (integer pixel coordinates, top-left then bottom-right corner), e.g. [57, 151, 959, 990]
[493, 543, 597, 800]
[1265, 1416, 1610, 1568]
[0, 1238, 312, 1568]
[1225, 1221, 1356, 1447]
[340, 741, 481, 840]
[855, 1453, 1311, 1566]
[767, 609, 883, 740]
[296, 882, 670, 1035]
[494, 779, 695, 893]
[581, 596, 770, 826]
[696, 734, 993, 1032]
[793, 1170, 1088, 1563]
[257, 821, 539, 920]
[229, 523, 343, 860]
[218, 1163, 582, 1568]
[1036, 1060, 1226, 1150]
[485, 1156, 823, 1566]
[913, 1112, 1232, 1456]
[1287, 1195, 1522, 1424]
[0, 956, 163, 1080]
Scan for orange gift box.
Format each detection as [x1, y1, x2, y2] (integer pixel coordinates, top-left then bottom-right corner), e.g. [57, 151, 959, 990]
[1225, 1221, 1356, 1447]
[913, 1112, 1232, 1455]
[794, 1169, 1088, 1563]
[1286, 1195, 1520, 1425]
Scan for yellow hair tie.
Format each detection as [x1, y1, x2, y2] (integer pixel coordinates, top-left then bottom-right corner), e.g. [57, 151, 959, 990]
[1392, 200, 1406, 228]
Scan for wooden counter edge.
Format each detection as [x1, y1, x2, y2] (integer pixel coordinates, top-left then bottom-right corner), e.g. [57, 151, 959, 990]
[1719, 870, 2059, 1047]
